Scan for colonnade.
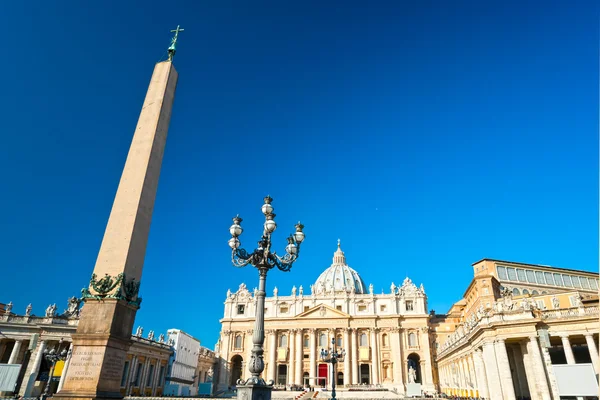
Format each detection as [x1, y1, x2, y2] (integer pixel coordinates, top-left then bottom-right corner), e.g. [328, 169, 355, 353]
[439, 333, 599, 400]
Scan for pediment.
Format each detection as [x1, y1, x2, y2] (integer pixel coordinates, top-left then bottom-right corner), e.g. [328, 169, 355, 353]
[295, 304, 350, 319]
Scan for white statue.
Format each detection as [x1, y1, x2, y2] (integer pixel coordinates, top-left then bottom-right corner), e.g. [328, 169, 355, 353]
[25, 303, 32, 316]
[273, 286, 278, 296]
[253, 287, 258, 297]
[226, 289, 232, 298]
[299, 285, 303, 295]
[552, 296, 560, 309]
[64, 297, 81, 317]
[369, 284, 374, 295]
[309, 284, 314, 294]
[291, 286, 297, 296]
[573, 295, 582, 307]
[5, 301, 13, 314]
[148, 330, 155, 341]
[207, 367, 214, 382]
[390, 282, 396, 294]
[158, 333, 165, 343]
[135, 326, 143, 337]
[45, 304, 57, 317]
[408, 366, 417, 383]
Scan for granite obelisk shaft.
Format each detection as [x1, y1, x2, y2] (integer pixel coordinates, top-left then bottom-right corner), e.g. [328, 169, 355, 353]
[54, 60, 178, 400]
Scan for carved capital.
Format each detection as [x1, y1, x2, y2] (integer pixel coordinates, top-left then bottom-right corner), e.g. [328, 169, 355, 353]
[390, 327, 401, 333]
[223, 330, 232, 336]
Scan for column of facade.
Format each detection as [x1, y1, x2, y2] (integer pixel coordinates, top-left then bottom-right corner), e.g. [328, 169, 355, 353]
[584, 334, 598, 373]
[473, 349, 489, 399]
[269, 330, 277, 384]
[351, 329, 359, 385]
[390, 328, 403, 385]
[468, 355, 477, 392]
[560, 335, 576, 364]
[151, 360, 161, 396]
[295, 329, 302, 385]
[127, 355, 138, 395]
[7, 340, 22, 364]
[21, 340, 47, 397]
[140, 358, 151, 393]
[57, 343, 74, 392]
[343, 328, 351, 385]
[289, 330, 296, 385]
[482, 341, 503, 400]
[495, 339, 516, 400]
[527, 336, 552, 400]
[519, 341, 540, 400]
[309, 329, 316, 386]
[370, 328, 379, 384]
[539, 341, 560, 399]
[420, 328, 434, 389]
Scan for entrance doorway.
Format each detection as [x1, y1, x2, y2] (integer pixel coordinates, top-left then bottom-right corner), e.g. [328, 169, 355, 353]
[318, 364, 328, 387]
[407, 353, 421, 383]
[360, 364, 370, 384]
[230, 355, 243, 386]
[277, 365, 287, 385]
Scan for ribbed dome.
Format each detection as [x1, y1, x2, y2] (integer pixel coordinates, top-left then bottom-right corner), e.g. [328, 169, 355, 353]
[312, 241, 367, 295]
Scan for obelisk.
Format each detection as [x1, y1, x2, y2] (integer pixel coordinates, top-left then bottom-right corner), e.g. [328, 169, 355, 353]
[54, 27, 182, 400]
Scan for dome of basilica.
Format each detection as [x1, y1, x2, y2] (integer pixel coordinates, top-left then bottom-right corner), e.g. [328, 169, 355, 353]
[312, 241, 367, 295]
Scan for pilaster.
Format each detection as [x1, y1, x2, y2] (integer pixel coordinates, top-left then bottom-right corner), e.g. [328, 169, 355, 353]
[494, 339, 516, 400]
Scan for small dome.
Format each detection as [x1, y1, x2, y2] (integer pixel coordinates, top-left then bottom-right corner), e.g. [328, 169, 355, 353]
[313, 241, 367, 295]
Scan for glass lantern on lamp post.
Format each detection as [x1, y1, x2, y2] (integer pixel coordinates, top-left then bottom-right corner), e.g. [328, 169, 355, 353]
[320, 338, 345, 400]
[42, 339, 68, 400]
[229, 196, 305, 400]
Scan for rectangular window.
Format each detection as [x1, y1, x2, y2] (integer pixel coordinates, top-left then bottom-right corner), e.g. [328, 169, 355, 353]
[536, 300, 545, 310]
[526, 270, 536, 284]
[544, 272, 554, 286]
[507, 268, 517, 281]
[571, 276, 581, 288]
[535, 271, 545, 285]
[358, 305, 367, 312]
[135, 363, 143, 386]
[336, 305, 342, 311]
[553, 273, 563, 286]
[280, 306, 288, 314]
[304, 306, 309, 312]
[580, 277, 590, 289]
[562, 274, 572, 287]
[516, 269, 527, 282]
[158, 366, 165, 387]
[406, 301, 414, 311]
[146, 364, 154, 387]
[380, 305, 387, 312]
[591, 279, 599, 290]
[303, 354, 309, 359]
[497, 266, 508, 280]
[121, 361, 130, 387]
[237, 305, 245, 315]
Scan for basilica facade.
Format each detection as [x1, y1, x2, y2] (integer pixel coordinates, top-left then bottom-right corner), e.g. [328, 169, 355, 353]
[215, 243, 435, 394]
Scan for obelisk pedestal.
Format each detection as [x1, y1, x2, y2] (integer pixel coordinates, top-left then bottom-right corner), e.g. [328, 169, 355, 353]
[54, 60, 178, 400]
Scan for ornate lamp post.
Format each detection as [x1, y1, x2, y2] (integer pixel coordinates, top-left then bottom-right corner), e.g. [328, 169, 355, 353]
[229, 196, 305, 400]
[42, 339, 68, 400]
[320, 338, 345, 400]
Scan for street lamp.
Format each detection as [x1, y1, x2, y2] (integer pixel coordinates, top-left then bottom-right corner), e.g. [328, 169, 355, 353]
[320, 338, 345, 400]
[42, 339, 68, 400]
[229, 196, 305, 400]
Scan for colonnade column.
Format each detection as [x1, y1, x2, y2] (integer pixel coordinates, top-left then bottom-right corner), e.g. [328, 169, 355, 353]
[127, 355, 138, 395]
[22, 340, 47, 397]
[370, 328, 379, 384]
[560, 335, 576, 365]
[269, 330, 277, 384]
[289, 330, 296, 385]
[295, 329, 302, 384]
[494, 339, 516, 400]
[482, 341, 503, 400]
[351, 329, 358, 384]
[473, 349, 489, 399]
[309, 329, 316, 385]
[57, 343, 74, 392]
[343, 328, 350, 386]
[527, 335, 551, 400]
[7, 340, 22, 364]
[420, 327, 434, 388]
[390, 328, 402, 385]
[584, 334, 598, 373]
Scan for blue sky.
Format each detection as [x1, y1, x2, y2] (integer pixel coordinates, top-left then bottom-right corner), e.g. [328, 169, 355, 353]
[0, 1, 597, 348]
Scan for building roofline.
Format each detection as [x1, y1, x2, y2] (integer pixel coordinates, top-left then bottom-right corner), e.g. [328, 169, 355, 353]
[472, 258, 599, 276]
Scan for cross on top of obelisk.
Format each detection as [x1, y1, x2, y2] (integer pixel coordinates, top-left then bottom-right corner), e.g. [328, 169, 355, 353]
[167, 25, 184, 62]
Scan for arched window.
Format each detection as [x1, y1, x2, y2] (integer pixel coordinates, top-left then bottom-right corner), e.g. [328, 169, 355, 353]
[279, 334, 287, 347]
[522, 289, 529, 295]
[304, 335, 309, 348]
[337, 335, 343, 347]
[234, 335, 242, 349]
[408, 332, 417, 347]
[319, 333, 326, 347]
[382, 333, 388, 347]
[359, 333, 368, 347]
[532, 290, 539, 295]
[513, 288, 520, 296]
